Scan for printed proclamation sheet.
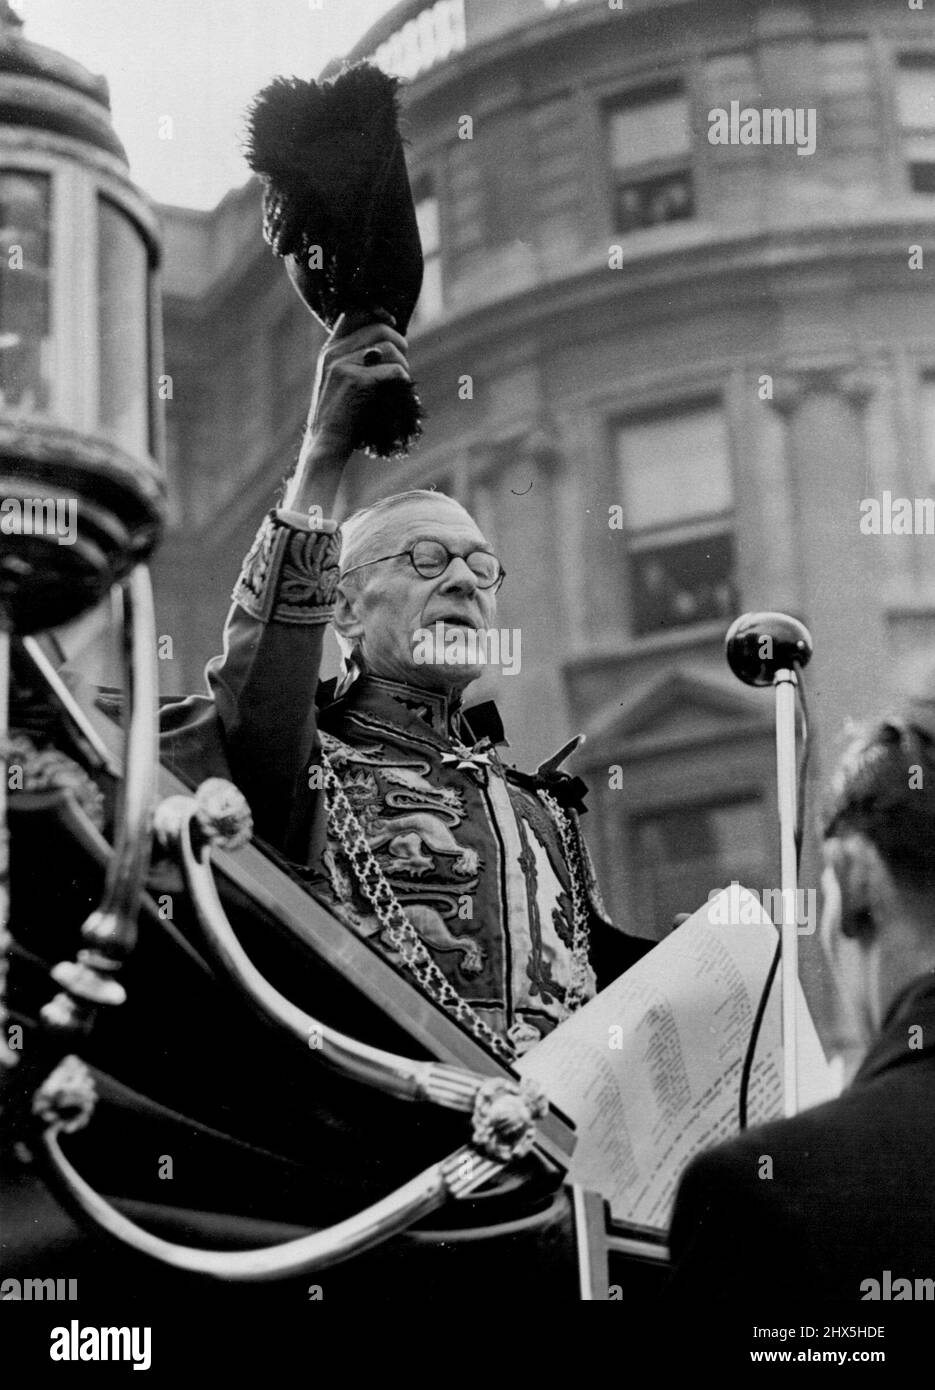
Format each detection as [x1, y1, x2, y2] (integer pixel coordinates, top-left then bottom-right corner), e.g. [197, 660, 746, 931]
[518, 885, 836, 1231]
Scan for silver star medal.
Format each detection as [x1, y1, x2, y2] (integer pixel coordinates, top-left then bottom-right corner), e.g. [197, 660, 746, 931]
[441, 735, 493, 780]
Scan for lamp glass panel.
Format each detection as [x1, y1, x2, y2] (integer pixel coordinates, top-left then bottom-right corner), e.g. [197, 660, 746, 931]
[98, 197, 149, 453]
[0, 170, 52, 416]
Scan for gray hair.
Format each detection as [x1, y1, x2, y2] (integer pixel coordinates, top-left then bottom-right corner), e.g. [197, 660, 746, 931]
[338, 489, 467, 575]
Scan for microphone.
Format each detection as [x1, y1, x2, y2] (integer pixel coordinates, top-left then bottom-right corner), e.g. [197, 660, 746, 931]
[724, 610, 813, 1121]
[725, 611, 813, 688]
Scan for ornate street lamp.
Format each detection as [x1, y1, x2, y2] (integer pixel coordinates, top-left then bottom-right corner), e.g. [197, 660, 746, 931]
[0, 5, 162, 1080]
[0, 1, 164, 632]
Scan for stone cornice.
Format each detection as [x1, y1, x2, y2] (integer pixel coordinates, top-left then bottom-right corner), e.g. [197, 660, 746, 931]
[406, 218, 935, 371]
[331, 0, 705, 97]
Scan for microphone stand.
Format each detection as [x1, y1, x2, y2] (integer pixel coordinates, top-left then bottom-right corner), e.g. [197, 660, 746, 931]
[726, 613, 813, 1119]
[775, 666, 800, 1116]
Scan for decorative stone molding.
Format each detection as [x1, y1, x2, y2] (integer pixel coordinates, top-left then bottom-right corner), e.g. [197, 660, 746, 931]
[768, 364, 877, 419]
[518, 421, 563, 474]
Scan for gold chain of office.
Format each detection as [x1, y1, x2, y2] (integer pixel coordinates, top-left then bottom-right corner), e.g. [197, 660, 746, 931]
[320, 754, 593, 1063]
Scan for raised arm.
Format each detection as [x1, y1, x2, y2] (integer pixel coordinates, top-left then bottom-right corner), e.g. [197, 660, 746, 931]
[159, 313, 410, 865]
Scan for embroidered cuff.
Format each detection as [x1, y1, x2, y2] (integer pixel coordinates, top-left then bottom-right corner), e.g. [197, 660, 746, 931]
[233, 510, 342, 625]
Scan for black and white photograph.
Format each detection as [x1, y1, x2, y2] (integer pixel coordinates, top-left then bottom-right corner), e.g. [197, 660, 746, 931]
[1, 0, 934, 1368]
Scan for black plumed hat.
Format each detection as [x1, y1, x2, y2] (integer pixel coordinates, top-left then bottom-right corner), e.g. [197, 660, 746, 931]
[245, 62, 424, 458]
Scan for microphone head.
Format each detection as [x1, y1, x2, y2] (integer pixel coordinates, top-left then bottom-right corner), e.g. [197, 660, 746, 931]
[725, 611, 813, 687]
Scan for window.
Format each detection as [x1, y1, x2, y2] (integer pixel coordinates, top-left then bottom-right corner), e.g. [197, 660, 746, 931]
[896, 55, 935, 193]
[0, 170, 52, 415]
[615, 401, 737, 636]
[98, 197, 149, 453]
[607, 86, 694, 233]
[411, 176, 443, 326]
[633, 796, 767, 941]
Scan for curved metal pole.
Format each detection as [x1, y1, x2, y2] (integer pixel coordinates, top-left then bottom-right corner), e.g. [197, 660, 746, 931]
[40, 1121, 502, 1281]
[42, 567, 159, 1034]
[81, 567, 158, 961]
[161, 798, 545, 1130]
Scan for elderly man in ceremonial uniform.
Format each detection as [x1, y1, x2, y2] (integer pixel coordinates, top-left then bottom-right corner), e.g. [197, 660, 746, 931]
[160, 315, 649, 1062]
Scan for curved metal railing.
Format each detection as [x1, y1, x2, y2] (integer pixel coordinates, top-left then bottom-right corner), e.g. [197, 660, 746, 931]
[153, 785, 548, 1147]
[34, 1052, 503, 1281]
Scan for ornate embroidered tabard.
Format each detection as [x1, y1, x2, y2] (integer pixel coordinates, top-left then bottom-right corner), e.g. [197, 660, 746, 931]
[311, 676, 599, 1053]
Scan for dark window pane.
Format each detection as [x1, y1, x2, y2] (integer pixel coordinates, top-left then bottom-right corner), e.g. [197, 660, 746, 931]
[0, 170, 52, 414]
[910, 161, 935, 193]
[614, 171, 694, 234]
[630, 531, 737, 637]
[98, 198, 149, 453]
[634, 798, 767, 940]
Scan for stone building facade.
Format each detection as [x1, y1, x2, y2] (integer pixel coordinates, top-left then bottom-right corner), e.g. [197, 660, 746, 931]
[153, 0, 935, 1046]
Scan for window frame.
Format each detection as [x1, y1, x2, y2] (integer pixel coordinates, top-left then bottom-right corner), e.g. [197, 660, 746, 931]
[610, 395, 739, 639]
[579, 725, 775, 946]
[602, 79, 696, 237]
[894, 50, 935, 196]
[628, 788, 771, 942]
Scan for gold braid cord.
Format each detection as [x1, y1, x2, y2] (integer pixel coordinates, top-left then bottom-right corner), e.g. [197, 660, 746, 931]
[321, 754, 517, 1065]
[536, 790, 594, 1015]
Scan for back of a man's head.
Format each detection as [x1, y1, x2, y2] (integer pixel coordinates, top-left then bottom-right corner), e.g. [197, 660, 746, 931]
[821, 701, 935, 901]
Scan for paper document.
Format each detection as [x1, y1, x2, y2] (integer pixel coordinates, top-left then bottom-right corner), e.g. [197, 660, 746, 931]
[518, 884, 836, 1231]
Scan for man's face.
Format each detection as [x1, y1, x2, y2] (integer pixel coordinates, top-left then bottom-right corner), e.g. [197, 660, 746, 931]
[338, 498, 499, 694]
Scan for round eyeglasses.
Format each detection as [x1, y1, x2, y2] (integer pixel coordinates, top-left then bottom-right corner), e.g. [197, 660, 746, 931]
[341, 538, 506, 590]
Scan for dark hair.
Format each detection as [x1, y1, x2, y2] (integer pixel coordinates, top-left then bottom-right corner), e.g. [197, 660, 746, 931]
[821, 703, 935, 893]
